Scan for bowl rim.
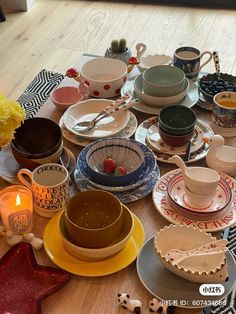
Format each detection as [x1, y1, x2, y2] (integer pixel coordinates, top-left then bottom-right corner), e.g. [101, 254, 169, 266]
[80, 57, 127, 83]
[59, 206, 134, 252]
[64, 190, 123, 232]
[85, 137, 145, 179]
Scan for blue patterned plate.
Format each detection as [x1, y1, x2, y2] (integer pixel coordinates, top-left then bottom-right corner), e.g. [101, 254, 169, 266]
[77, 140, 157, 192]
[74, 165, 160, 204]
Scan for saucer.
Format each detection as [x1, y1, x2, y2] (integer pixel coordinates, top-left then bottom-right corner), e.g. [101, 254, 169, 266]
[137, 236, 236, 308]
[135, 116, 214, 164]
[152, 169, 236, 232]
[63, 100, 130, 139]
[0, 145, 75, 185]
[74, 164, 160, 204]
[77, 141, 156, 192]
[167, 172, 232, 220]
[43, 209, 145, 276]
[59, 111, 138, 147]
[146, 123, 204, 156]
[121, 79, 199, 115]
[209, 121, 236, 138]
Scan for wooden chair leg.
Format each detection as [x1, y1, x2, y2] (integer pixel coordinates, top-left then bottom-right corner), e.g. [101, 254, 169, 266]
[0, 6, 6, 22]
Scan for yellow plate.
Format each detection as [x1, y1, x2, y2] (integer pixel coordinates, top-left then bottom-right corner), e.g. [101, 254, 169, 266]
[43, 206, 145, 276]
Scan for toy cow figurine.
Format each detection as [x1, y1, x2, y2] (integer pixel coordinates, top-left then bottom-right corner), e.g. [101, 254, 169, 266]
[118, 293, 142, 314]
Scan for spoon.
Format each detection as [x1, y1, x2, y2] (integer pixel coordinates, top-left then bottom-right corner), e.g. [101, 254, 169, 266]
[164, 239, 228, 265]
[213, 51, 221, 80]
[73, 95, 137, 131]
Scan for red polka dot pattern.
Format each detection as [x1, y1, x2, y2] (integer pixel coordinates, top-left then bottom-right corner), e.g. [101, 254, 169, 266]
[85, 81, 90, 86]
[104, 85, 110, 90]
[115, 88, 121, 94]
[93, 91, 100, 96]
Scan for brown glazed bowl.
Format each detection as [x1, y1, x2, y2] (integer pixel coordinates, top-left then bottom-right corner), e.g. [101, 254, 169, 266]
[11, 117, 62, 159]
[159, 126, 194, 147]
[64, 190, 123, 249]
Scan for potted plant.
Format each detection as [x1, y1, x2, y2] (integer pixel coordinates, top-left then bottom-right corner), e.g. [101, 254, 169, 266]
[105, 38, 132, 65]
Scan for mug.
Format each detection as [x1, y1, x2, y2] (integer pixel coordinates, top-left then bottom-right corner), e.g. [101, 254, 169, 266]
[173, 47, 212, 80]
[17, 163, 70, 218]
[212, 91, 236, 129]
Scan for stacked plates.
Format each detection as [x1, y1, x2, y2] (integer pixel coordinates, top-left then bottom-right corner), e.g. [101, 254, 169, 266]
[135, 116, 214, 164]
[74, 140, 160, 204]
[60, 99, 138, 147]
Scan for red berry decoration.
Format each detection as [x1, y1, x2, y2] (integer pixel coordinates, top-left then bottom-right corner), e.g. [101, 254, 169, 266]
[66, 67, 78, 78]
[115, 166, 127, 176]
[103, 157, 117, 174]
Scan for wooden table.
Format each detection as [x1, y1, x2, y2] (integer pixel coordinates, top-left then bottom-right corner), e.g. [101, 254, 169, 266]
[0, 58, 235, 314]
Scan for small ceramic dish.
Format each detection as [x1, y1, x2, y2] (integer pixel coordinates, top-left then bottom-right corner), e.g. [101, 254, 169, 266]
[143, 65, 186, 97]
[65, 190, 123, 249]
[166, 173, 232, 220]
[80, 57, 127, 98]
[154, 224, 228, 283]
[85, 138, 145, 187]
[50, 86, 85, 112]
[134, 74, 189, 108]
[77, 140, 156, 192]
[159, 104, 197, 135]
[62, 99, 130, 139]
[199, 73, 236, 102]
[137, 54, 172, 72]
[58, 206, 134, 261]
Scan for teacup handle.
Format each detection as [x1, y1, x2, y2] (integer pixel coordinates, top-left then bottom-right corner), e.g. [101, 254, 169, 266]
[17, 168, 33, 190]
[199, 51, 212, 70]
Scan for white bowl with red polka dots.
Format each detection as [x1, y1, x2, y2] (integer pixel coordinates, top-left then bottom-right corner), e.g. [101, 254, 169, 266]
[80, 57, 127, 98]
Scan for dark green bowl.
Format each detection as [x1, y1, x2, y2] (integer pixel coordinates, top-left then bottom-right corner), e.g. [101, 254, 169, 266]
[159, 104, 197, 135]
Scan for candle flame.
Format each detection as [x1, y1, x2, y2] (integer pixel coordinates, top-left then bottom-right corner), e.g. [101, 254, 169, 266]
[16, 194, 21, 206]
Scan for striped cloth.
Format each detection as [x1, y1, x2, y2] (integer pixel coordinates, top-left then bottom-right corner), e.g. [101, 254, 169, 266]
[17, 69, 64, 119]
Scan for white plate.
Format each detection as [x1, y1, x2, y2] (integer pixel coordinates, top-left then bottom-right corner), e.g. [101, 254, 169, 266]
[121, 79, 199, 115]
[59, 112, 138, 147]
[146, 123, 204, 156]
[135, 116, 214, 164]
[137, 236, 236, 308]
[63, 99, 130, 139]
[152, 169, 236, 232]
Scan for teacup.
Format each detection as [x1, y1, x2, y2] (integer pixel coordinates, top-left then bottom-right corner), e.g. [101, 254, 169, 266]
[212, 91, 236, 128]
[173, 47, 212, 80]
[184, 185, 215, 207]
[17, 163, 70, 218]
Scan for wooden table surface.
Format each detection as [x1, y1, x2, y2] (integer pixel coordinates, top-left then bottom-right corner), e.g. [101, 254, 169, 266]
[0, 61, 235, 314]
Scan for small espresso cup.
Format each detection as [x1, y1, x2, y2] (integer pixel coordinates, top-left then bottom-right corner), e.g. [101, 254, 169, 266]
[17, 163, 70, 218]
[173, 47, 212, 80]
[212, 92, 236, 128]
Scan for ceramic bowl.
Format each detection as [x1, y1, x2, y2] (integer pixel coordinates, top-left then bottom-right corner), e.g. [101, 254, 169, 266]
[137, 53, 172, 72]
[143, 65, 186, 97]
[159, 104, 197, 135]
[50, 86, 85, 112]
[154, 224, 228, 283]
[64, 190, 123, 248]
[158, 126, 194, 147]
[12, 141, 64, 171]
[11, 117, 62, 159]
[134, 74, 189, 108]
[80, 57, 127, 98]
[58, 205, 134, 261]
[85, 138, 145, 187]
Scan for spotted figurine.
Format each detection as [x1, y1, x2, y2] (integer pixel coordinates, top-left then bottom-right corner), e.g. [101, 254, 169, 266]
[149, 298, 167, 313]
[117, 293, 142, 314]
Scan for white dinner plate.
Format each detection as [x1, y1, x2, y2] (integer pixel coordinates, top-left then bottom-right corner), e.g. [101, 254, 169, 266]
[63, 99, 130, 139]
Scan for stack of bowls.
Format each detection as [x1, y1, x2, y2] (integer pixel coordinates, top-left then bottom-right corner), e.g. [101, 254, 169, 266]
[76, 138, 156, 192]
[58, 190, 134, 261]
[11, 117, 63, 170]
[158, 104, 197, 147]
[134, 65, 190, 108]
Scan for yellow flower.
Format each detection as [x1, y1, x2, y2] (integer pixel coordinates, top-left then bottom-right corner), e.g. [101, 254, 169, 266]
[0, 92, 26, 148]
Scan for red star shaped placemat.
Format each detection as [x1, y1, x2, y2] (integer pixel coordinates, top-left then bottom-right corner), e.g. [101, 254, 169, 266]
[0, 242, 71, 314]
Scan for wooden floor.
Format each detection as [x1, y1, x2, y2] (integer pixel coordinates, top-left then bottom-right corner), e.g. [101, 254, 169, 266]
[0, 0, 235, 100]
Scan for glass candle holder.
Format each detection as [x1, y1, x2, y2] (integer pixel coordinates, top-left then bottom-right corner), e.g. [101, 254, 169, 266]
[0, 185, 33, 234]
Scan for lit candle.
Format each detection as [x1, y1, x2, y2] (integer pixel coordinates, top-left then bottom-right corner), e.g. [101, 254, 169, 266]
[0, 185, 33, 234]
